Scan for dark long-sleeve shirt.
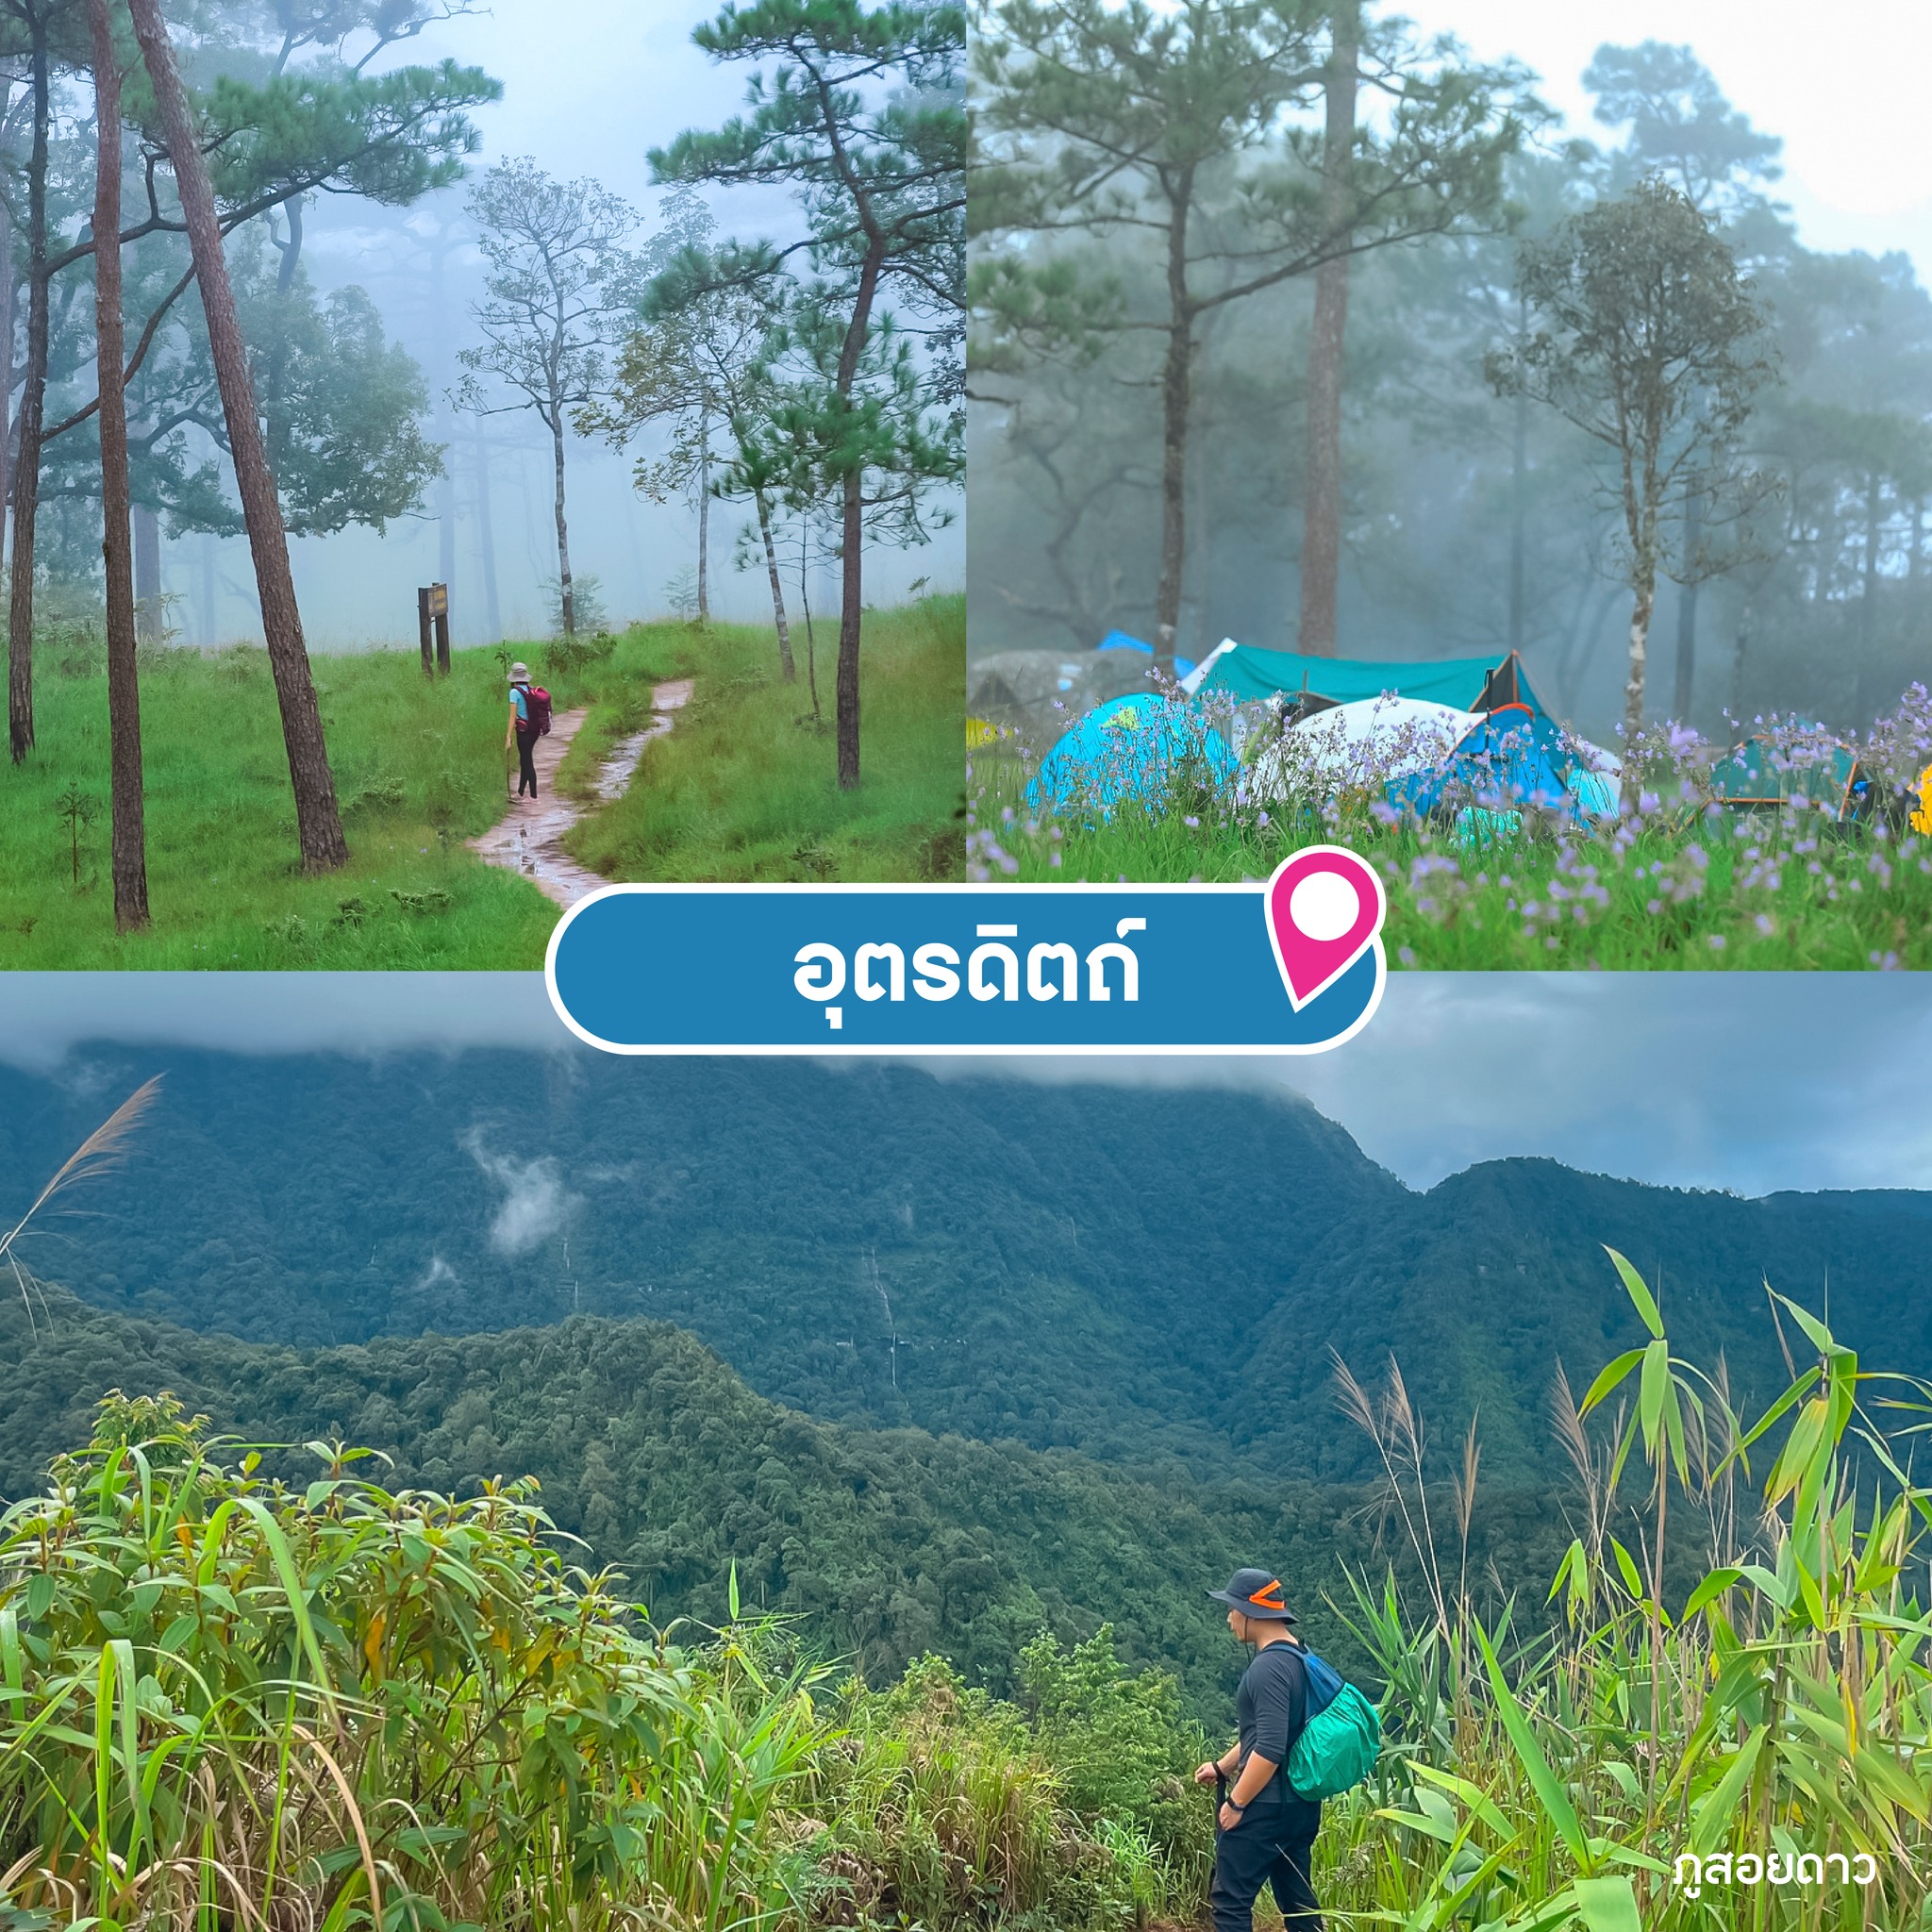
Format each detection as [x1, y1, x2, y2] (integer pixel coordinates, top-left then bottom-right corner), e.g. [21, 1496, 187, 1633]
[1232, 1640, 1323, 1838]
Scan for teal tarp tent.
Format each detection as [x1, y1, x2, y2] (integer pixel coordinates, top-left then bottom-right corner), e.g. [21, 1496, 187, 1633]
[1196, 643, 1544, 718]
[1710, 731, 1870, 821]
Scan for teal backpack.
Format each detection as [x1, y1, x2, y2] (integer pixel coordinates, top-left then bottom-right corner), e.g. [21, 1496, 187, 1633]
[1286, 1645, 1382, 1800]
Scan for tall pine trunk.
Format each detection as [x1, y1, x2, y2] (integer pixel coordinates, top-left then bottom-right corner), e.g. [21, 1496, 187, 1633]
[133, 504, 162, 642]
[1297, 2, 1358, 658]
[0, 154, 13, 603]
[799, 514, 821, 724]
[473, 424, 502, 641]
[431, 227, 457, 618]
[92, 0, 147, 931]
[198, 534, 214, 642]
[550, 409, 575, 635]
[1508, 295, 1527, 655]
[1855, 470, 1883, 727]
[1625, 558, 1656, 749]
[7, 15, 50, 764]
[834, 245, 886, 790]
[1152, 168, 1195, 677]
[1673, 484, 1702, 720]
[128, 0, 346, 870]
[756, 487, 795, 680]
[1729, 595, 1752, 722]
[695, 414, 710, 625]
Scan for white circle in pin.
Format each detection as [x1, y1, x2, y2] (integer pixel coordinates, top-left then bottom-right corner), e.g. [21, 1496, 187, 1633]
[1289, 870, 1359, 943]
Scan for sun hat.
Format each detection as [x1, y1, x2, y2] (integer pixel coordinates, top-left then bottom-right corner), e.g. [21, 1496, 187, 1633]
[1207, 1567, 1297, 1623]
[509, 662, 530, 683]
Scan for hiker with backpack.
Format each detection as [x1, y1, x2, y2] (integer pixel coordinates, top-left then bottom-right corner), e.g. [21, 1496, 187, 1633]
[505, 663, 552, 800]
[1193, 1568, 1381, 1932]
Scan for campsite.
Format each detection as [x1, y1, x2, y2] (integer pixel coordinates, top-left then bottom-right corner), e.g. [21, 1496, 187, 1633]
[969, 9, 1932, 967]
[969, 638, 1932, 967]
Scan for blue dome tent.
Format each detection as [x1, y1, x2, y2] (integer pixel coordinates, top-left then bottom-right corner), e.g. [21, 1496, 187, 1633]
[1029, 692, 1238, 817]
[1391, 704, 1584, 822]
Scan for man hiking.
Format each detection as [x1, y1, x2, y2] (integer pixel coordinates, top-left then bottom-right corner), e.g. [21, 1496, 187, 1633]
[1193, 1568, 1323, 1932]
[506, 662, 541, 800]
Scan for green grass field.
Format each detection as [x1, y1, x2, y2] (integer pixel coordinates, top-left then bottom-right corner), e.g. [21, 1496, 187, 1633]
[565, 593, 965, 883]
[0, 597, 963, 970]
[971, 741, 1932, 970]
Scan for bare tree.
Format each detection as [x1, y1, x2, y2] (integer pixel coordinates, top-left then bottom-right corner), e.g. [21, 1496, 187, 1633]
[89, 0, 145, 929]
[593, 206, 802, 673]
[457, 158, 635, 638]
[128, 0, 346, 870]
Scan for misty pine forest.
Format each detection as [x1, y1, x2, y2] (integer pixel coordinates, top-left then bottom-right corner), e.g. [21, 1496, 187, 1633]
[967, 9, 1932, 967]
[0, 0, 967, 965]
[971, 21, 1928, 738]
[6, 1049, 1932, 1926]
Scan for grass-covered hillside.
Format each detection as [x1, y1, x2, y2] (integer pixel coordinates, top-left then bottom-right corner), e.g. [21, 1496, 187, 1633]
[6, 1268, 1928, 1931]
[5, 1054, 1931, 1492]
[0, 595, 963, 968]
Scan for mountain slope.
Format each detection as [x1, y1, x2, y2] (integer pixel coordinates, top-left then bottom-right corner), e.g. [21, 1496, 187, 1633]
[3, 1053, 1925, 1486]
[0, 1290, 1575, 1713]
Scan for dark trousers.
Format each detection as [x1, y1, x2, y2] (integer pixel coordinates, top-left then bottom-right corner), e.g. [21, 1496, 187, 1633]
[1210, 1815, 1321, 1932]
[516, 727, 539, 797]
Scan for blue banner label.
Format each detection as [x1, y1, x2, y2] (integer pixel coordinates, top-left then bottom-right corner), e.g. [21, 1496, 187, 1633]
[546, 860, 1385, 1056]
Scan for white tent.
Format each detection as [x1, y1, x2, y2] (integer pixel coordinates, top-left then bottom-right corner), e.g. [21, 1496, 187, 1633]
[1248, 695, 1480, 800]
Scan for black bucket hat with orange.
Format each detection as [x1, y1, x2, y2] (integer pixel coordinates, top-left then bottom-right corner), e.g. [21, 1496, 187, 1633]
[1207, 1567, 1298, 1623]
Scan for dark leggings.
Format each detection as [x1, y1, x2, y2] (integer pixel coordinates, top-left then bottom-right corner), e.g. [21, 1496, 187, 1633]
[516, 727, 539, 797]
[1210, 1819, 1321, 1932]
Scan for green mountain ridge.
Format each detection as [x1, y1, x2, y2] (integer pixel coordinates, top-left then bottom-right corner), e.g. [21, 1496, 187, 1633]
[0, 1291, 1580, 1712]
[3, 1053, 1926, 1490]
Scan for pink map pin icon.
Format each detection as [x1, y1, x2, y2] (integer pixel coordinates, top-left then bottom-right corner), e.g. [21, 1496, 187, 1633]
[1264, 846, 1387, 1011]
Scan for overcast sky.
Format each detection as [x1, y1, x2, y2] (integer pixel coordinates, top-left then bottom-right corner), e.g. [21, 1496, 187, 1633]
[1401, 0, 1932, 282]
[163, 0, 1923, 646]
[5, 973, 1925, 1200]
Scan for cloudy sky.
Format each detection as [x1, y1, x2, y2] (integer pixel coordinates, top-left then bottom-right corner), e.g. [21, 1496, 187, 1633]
[1403, 0, 1932, 281]
[5, 972, 1926, 1200]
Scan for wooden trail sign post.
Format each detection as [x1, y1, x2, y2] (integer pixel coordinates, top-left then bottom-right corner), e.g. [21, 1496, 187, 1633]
[417, 583, 451, 676]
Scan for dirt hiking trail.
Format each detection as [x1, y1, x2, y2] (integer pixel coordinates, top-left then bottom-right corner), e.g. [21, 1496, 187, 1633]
[468, 679, 693, 908]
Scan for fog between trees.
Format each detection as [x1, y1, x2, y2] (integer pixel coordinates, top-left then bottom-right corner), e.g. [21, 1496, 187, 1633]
[970, 10, 1932, 743]
[0, 0, 964, 656]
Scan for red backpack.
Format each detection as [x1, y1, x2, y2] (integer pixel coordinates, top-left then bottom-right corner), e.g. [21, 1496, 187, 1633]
[527, 686, 553, 736]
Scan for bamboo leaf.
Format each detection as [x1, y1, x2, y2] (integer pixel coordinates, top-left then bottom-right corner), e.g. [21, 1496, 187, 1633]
[1681, 1568, 1742, 1621]
[1578, 1347, 1647, 1418]
[1572, 1874, 1642, 1932]
[1689, 1724, 1766, 1854]
[1474, 1621, 1591, 1870]
[1605, 1247, 1664, 1340]
[1638, 1339, 1670, 1457]
[1769, 1291, 1841, 1361]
